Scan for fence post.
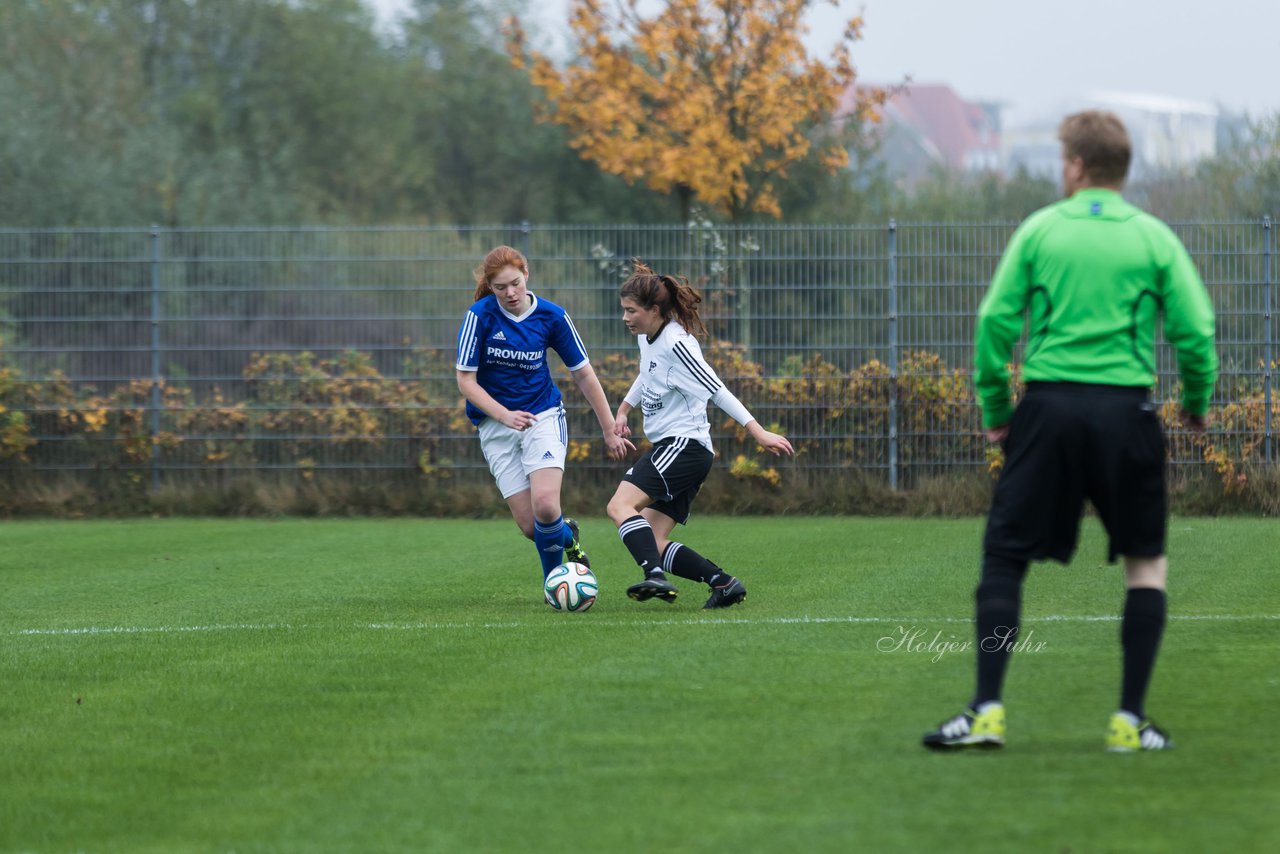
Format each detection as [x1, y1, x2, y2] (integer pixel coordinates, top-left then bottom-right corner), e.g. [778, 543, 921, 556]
[1264, 215, 1274, 464]
[149, 225, 162, 493]
[887, 220, 899, 491]
[737, 229, 752, 355]
[520, 220, 530, 261]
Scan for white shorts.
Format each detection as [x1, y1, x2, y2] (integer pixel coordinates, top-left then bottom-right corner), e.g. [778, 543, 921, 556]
[478, 405, 568, 499]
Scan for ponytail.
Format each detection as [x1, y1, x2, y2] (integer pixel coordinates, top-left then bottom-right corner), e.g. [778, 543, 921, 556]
[620, 262, 708, 337]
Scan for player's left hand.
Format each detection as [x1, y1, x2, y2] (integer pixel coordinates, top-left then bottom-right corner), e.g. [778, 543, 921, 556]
[757, 431, 794, 456]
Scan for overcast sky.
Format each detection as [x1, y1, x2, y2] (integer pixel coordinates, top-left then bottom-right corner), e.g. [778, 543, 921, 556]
[367, 0, 1280, 118]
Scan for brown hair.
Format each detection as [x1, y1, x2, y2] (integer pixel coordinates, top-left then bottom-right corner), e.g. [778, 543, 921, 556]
[619, 261, 708, 337]
[471, 245, 529, 302]
[1058, 110, 1131, 187]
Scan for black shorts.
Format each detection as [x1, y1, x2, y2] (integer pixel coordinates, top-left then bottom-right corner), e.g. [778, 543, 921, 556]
[984, 382, 1167, 564]
[622, 436, 714, 525]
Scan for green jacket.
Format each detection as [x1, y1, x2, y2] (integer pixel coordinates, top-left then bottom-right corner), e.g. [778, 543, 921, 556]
[974, 188, 1218, 428]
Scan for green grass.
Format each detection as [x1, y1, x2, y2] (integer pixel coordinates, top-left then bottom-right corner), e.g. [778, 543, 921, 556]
[2, 516, 1277, 853]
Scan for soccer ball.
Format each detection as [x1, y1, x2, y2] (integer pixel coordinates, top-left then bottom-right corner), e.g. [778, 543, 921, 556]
[544, 562, 598, 612]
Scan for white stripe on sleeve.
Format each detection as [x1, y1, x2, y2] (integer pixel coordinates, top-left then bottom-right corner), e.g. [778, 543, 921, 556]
[562, 314, 589, 370]
[456, 311, 479, 368]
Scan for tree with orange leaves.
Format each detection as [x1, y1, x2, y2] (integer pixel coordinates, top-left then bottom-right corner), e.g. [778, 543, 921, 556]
[508, 0, 884, 221]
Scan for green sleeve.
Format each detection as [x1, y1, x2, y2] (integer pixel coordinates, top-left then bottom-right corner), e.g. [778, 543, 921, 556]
[1160, 236, 1218, 415]
[974, 225, 1032, 428]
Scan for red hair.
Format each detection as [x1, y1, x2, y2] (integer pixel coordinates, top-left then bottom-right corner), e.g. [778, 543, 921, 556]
[472, 245, 529, 301]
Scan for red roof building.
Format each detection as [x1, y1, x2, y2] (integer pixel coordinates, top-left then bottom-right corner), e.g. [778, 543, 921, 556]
[841, 83, 1004, 183]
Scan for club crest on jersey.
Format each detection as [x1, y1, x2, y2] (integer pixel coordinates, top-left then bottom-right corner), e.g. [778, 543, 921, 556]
[648, 360, 657, 373]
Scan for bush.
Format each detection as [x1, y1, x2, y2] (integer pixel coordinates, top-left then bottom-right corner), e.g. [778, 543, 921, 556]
[1, 338, 1275, 516]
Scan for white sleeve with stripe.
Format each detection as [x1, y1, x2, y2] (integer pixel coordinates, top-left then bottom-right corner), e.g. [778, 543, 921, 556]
[672, 339, 754, 426]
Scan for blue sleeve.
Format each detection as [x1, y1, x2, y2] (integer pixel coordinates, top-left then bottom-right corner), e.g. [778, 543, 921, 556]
[549, 312, 589, 371]
[456, 309, 482, 370]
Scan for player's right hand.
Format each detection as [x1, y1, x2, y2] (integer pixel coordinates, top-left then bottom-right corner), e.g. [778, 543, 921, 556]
[1179, 408, 1208, 433]
[603, 432, 635, 460]
[502, 409, 536, 431]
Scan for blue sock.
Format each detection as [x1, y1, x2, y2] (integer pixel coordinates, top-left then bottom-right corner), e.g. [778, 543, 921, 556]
[533, 516, 566, 578]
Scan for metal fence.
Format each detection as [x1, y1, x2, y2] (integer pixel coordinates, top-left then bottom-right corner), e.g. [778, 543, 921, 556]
[0, 221, 1274, 492]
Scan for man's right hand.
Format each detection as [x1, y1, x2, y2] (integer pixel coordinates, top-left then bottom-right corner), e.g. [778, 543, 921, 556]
[1179, 409, 1207, 433]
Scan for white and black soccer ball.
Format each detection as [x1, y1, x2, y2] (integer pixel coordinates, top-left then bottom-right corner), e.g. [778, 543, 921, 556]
[544, 562, 598, 612]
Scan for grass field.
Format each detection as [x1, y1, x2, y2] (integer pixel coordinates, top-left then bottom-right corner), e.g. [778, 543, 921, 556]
[2, 516, 1277, 853]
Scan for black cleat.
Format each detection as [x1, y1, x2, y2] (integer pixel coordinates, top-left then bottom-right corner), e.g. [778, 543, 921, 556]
[702, 576, 747, 610]
[626, 573, 679, 603]
[563, 517, 590, 568]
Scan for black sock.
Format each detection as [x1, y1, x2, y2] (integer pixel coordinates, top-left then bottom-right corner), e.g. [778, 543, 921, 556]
[1120, 587, 1167, 718]
[618, 515, 663, 576]
[973, 553, 1027, 708]
[661, 542, 723, 584]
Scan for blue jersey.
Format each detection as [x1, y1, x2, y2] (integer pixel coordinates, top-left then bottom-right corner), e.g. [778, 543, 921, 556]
[455, 293, 590, 426]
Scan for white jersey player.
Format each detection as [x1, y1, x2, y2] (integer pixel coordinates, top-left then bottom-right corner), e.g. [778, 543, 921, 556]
[621, 320, 754, 453]
[604, 262, 794, 609]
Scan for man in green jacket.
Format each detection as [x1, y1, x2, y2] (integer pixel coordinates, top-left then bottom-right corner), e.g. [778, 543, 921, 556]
[923, 110, 1218, 753]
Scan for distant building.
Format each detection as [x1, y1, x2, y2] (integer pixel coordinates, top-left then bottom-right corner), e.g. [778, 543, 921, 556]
[841, 83, 1004, 185]
[841, 84, 1222, 186]
[1003, 92, 1220, 181]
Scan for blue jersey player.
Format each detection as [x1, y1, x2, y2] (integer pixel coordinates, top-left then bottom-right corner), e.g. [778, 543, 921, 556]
[456, 246, 633, 586]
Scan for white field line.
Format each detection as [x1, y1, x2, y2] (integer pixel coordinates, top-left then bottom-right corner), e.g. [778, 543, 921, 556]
[11, 612, 1280, 637]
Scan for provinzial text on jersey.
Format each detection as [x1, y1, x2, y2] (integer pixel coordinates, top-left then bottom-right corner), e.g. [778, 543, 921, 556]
[486, 345, 545, 368]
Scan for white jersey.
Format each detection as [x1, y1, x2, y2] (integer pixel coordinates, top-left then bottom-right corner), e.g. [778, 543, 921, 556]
[623, 321, 755, 452]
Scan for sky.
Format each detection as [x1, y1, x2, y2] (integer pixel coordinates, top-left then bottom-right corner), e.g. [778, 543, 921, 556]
[366, 0, 1280, 119]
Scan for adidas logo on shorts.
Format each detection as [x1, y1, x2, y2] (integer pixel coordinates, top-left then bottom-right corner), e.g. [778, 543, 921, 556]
[542, 451, 554, 460]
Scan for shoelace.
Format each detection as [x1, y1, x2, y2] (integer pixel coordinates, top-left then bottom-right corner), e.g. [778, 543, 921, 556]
[941, 715, 972, 738]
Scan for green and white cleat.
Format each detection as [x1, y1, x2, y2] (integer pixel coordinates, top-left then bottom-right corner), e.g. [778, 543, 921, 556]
[1106, 713, 1174, 752]
[563, 517, 590, 568]
[922, 702, 1006, 750]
